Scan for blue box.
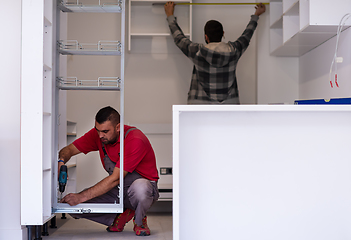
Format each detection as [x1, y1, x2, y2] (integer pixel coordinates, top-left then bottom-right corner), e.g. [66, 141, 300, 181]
[294, 97, 351, 105]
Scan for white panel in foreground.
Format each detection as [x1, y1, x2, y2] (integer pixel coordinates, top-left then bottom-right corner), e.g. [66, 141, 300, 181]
[173, 105, 351, 240]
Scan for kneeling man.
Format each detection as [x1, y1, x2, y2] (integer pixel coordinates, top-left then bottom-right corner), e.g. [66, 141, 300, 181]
[58, 106, 159, 236]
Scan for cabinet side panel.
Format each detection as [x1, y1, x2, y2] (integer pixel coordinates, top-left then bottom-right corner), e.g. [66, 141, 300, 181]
[283, 0, 298, 13]
[309, 0, 351, 26]
[299, 0, 309, 30]
[177, 109, 351, 240]
[270, 2, 283, 26]
[21, 0, 45, 225]
[0, 0, 24, 237]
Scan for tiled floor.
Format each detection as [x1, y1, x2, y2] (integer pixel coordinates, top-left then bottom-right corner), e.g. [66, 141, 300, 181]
[41, 212, 173, 240]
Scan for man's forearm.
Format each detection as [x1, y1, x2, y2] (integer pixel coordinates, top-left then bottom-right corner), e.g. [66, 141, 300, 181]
[58, 143, 80, 163]
[79, 175, 120, 202]
[230, 15, 258, 55]
[167, 15, 198, 58]
[58, 148, 71, 163]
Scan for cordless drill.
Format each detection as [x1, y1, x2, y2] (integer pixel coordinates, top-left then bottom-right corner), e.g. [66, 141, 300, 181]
[58, 165, 68, 200]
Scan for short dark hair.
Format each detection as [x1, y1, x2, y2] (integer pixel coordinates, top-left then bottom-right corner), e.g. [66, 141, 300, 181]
[204, 20, 223, 43]
[95, 106, 120, 126]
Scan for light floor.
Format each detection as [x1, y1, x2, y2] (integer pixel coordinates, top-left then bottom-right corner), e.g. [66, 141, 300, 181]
[41, 212, 172, 240]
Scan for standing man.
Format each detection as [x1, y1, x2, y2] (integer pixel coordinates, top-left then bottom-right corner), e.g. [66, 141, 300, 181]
[165, 2, 266, 104]
[58, 106, 159, 236]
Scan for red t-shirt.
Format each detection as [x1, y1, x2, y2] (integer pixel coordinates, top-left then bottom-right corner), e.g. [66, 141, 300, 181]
[73, 125, 159, 181]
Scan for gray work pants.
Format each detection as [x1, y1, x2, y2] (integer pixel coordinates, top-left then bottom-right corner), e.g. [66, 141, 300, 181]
[70, 154, 159, 226]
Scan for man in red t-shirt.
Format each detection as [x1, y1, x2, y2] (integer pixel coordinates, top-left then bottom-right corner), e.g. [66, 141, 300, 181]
[58, 106, 159, 236]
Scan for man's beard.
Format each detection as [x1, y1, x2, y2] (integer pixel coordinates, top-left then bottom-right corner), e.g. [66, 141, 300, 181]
[101, 133, 118, 145]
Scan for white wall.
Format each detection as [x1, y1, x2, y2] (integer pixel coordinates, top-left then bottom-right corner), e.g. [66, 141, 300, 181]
[257, 6, 299, 104]
[299, 27, 351, 100]
[0, 1, 27, 239]
[66, 0, 261, 191]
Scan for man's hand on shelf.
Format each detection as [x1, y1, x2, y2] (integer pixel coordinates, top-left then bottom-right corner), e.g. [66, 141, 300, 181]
[255, 2, 266, 16]
[164, 1, 175, 17]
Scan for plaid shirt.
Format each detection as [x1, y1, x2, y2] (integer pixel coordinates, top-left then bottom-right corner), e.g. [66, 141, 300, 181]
[167, 15, 259, 103]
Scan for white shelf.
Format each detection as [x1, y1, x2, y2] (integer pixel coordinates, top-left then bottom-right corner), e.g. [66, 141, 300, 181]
[270, 0, 351, 56]
[67, 120, 77, 145]
[131, 0, 189, 5]
[58, 2, 122, 13]
[59, 86, 121, 91]
[131, 33, 191, 37]
[283, 0, 298, 13]
[270, 18, 282, 29]
[158, 198, 172, 202]
[66, 121, 77, 154]
[59, 50, 121, 55]
[58, 40, 122, 55]
[270, 1, 283, 28]
[284, 0, 299, 16]
[158, 183, 173, 201]
[128, 0, 192, 51]
[283, 15, 299, 43]
[57, 77, 121, 91]
[159, 183, 172, 189]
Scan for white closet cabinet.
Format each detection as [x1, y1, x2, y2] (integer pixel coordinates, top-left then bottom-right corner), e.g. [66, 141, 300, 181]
[54, 0, 126, 215]
[21, 0, 126, 227]
[270, 0, 351, 56]
[173, 105, 351, 240]
[21, 0, 55, 226]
